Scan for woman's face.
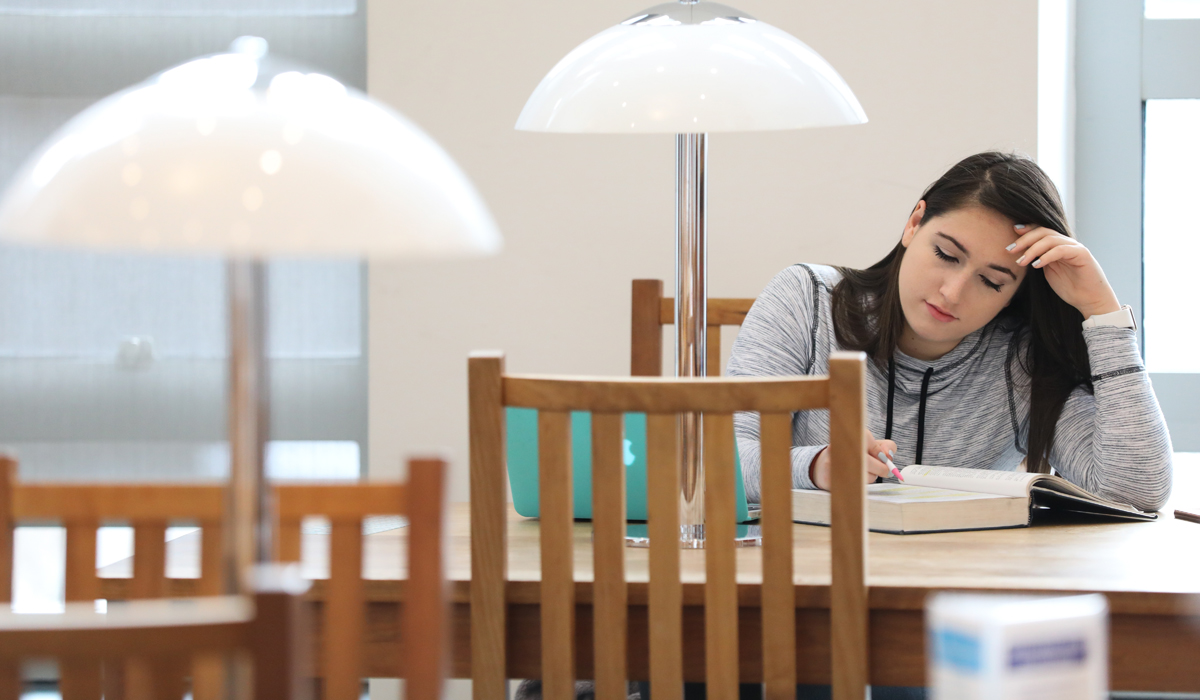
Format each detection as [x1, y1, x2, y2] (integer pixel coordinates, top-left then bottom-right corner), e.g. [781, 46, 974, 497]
[897, 203, 1027, 360]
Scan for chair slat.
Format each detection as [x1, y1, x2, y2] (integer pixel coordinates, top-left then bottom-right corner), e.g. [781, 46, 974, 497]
[829, 353, 868, 700]
[631, 279, 665, 377]
[404, 458, 447, 700]
[131, 522, 167, 600]
[760, 412, 796, 700]
[646, 414, 681, 700]
[0, 458, 13, 700]
[276, 517, 302, 564]
[591, 413, 626, 700]
[64, 522, 99, 603]
[12, 486, 223, 522]
[703, 412, 738, 700]
[468, 352, 507, 700]
[326, 518, 365, 700]
[276, 484, 406, 521]
[62, 522, 102, 700]
[538, 410, 575, 700]
[198, 521, 224, 596]
[504, 375, 829, 414]
[0, 458, 13, 605]
[193, 520, 226, 700]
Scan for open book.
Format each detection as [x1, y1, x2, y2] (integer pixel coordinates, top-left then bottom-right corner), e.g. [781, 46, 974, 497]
[791, 464, 1158, 534]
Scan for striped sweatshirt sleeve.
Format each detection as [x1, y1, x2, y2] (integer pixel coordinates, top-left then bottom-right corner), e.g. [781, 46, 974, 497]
[1047, 326, 1173, 512]
[727, 266, 825, 502]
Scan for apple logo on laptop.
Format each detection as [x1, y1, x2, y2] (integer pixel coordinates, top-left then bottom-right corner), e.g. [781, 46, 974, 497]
[623, 439, 635, 466]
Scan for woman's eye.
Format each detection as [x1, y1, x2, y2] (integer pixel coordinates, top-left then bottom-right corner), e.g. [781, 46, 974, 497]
[981, 277, 1003, 292]
[933, 246, 958, 263]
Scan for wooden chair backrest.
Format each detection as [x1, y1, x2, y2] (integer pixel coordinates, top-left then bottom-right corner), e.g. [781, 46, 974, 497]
[0, 591, 308, 700]
[468, 352, 869, 700]
[273, 458, 447, 700]
[631, 279, 755, 377]
[0, 456, 448, 700]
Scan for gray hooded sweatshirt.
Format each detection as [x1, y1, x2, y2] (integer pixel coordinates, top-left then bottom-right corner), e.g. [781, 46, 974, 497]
[727, 264, 1173, 513]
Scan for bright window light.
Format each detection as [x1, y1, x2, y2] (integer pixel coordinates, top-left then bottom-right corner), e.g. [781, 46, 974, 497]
[1145, 0, 1200, 18]
[1143, 99, 1200, 372]
[0, 0, 354, 17]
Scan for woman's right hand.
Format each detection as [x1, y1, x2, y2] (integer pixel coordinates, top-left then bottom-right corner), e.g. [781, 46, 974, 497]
[808, 430, 896, 491]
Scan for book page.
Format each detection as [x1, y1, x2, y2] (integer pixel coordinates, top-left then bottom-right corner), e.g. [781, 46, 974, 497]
[866, 483, 1012, 503]
[900, 465, 1036, 498]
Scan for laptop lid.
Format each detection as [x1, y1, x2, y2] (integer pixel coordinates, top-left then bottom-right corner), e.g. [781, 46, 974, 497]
[506, 407, 757, 523]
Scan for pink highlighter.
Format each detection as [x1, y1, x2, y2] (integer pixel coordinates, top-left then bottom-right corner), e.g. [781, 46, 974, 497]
[878, 451, 905, 482]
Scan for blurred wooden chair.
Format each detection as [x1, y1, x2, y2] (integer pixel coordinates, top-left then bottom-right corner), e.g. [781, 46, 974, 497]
[0, 455, 448, 700]
[468, 351, 869, 700]
[273, 458, 448, 700]
[0, 456, 226, 700]
[630, 279, 755, 377]
[0, 590, 309, 700]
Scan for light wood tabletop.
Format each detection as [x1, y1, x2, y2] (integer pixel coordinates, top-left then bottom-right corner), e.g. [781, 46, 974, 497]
[100, 464, 1200, 691]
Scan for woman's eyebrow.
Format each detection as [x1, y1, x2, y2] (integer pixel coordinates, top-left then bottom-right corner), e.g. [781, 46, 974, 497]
[935, 232, 969, 256]
[988, 264, 1018, 280]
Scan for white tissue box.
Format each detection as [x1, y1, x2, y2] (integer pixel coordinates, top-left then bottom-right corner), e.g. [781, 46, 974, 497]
[927, 593, 1108, 700]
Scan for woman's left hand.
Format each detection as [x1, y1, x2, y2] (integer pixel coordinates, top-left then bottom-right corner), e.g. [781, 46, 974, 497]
[1008, 224, 1122, 319]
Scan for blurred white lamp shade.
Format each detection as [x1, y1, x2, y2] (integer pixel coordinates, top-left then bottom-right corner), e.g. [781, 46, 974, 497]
[516, 1, 867, 134]
[0, 39, 500, 259]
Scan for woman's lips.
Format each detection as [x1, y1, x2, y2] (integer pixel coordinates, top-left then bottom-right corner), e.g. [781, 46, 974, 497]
[925, 301, 957, 322]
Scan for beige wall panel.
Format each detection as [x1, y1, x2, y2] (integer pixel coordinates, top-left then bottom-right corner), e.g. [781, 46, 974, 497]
[366, 0, 1038, 498]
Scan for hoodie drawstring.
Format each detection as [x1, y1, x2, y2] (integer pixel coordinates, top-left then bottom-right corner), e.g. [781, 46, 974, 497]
[885, 358, 895, 441]
[887, 359, 935, 464]
[915, 366, 934, 464]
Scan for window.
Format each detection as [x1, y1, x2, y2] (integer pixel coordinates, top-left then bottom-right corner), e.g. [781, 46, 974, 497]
[1076, 0, 1200, 447]
[0, 1, 368, 612]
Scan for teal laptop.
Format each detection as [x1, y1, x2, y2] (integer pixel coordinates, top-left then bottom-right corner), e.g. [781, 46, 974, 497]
[506, 408, 759, 523]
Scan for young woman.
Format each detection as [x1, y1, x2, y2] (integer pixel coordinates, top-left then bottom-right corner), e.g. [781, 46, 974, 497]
[728, 152, 1172, 513]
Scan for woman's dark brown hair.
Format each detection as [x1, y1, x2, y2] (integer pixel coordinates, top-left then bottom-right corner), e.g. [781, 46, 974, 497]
[831, 152, 1091, 473]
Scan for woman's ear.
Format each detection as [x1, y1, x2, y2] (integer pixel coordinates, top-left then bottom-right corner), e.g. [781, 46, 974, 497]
[901, 200, 926, 248]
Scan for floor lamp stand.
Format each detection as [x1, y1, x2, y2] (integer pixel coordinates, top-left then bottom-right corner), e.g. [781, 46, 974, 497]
[676, 133, 707, 549]
[226, 258, 273, 593]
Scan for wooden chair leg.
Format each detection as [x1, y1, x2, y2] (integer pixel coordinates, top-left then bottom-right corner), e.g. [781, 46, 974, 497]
[190, 653, 225, 700]
[103, 658, 126, 700]
[152, 658, 188, 700]
[59, 659, 103, 700]
[124, 658, 153, 700]
[0, 660, 20, 700]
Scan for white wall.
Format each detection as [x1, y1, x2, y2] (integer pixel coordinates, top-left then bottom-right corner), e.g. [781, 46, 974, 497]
[366, 0, 1038, 499]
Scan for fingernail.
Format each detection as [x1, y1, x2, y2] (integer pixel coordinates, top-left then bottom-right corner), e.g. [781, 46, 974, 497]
[888, 449, 895, 458]
[1032, 258, 1043, 268]
[1005, 243, 1017, 251]
[877, 451, 887, 463]
[1015, 224, 1027, 230]
[1016, 254, 1026, 264]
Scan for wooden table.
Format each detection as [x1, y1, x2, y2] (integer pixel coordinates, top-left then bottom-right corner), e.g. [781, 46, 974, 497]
[103, 466, 1200, 691]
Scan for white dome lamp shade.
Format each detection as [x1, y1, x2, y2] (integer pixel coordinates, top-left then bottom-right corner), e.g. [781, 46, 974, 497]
[517, 1, 866, 550]
[0, 36, 500, 258]
[0, 37, 501, 589]
[515, 1, 866, 134]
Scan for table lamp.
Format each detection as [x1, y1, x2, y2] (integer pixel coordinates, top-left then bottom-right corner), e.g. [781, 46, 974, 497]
[517, 1, 867, 547]
[0, 36, 501, 590]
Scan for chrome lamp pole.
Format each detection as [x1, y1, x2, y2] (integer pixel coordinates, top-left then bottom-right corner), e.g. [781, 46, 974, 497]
[675, 133, 707, 547]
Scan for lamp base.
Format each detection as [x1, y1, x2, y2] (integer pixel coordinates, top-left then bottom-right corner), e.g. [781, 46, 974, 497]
[623, 523, 762, 548]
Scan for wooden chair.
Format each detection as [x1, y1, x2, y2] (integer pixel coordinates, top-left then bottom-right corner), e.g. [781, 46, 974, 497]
[468, 351, 869, 700]
[0, 456, 448, 700]
[0, 456, 227, 700]
[630, 279, 755, 377]
[0, 590, 309, 700]
[273, 458, 448, 700]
